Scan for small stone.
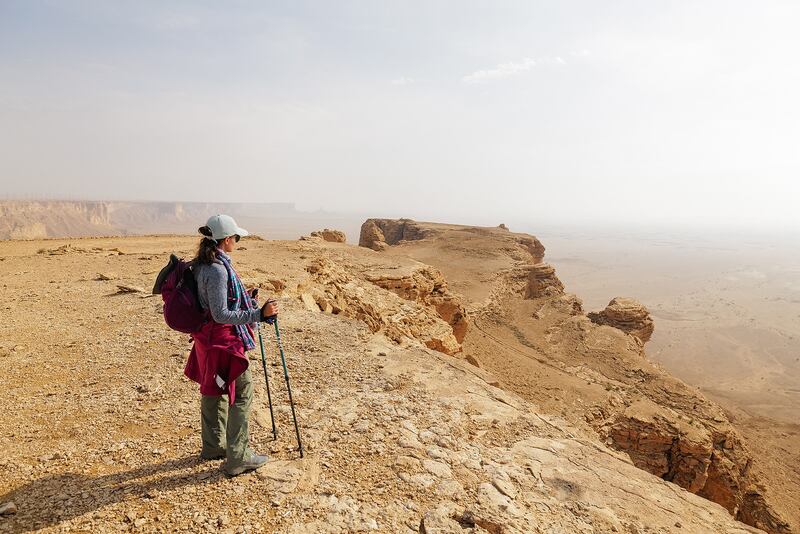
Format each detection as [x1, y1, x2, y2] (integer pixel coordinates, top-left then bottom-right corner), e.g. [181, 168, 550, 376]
[116, 284, 145, 294]
[0, 502, 17, 515]
[492, 477, 518, 499]
[398, 435, 422, 449]
[353, 420, 370, 433]
[465, 355, 481, 368]
[423, 459, 452, 479]
[419, 509, 462, 534]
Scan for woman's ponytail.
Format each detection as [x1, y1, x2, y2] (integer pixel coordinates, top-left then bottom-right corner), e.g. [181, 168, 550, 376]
[195, 226, 220, 265]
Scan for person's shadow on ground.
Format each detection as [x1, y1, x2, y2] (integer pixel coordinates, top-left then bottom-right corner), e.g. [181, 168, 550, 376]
[0, 455, 224, 532]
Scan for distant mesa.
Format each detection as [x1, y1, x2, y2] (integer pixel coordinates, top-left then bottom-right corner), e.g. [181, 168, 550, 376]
[588, 297, 655, 343]
[0, 200, 298, 240]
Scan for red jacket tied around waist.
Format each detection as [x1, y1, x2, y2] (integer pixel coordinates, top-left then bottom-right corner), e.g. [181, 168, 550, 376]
[185, 320, 249, 404]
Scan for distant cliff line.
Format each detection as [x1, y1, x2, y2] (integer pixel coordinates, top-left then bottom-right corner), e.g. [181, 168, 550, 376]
[0, 200, 298, 240]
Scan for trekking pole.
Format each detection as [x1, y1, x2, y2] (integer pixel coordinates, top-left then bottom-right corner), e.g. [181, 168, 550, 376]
[267, 316, 304, 458]
[256, 321, 277, 440]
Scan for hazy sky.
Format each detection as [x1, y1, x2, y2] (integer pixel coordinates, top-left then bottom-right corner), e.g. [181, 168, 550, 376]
[1, 1, 799, 229]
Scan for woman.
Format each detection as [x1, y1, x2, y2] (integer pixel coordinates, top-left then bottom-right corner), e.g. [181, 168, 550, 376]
[184, 214, 278, 476]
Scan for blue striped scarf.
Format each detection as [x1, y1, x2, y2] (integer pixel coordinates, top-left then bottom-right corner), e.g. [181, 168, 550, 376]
[217, 251, 256, 351]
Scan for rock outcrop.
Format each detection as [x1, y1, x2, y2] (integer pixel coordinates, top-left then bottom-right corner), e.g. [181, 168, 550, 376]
[588, 297, 655, 343]
[301, 257, 462, 354]
[365, 266, 468, 343]
[309, 229, 346, 243]
[524, 263, 564, 298]
[547, 314, 789, 533]
[358, 218, 433, 251]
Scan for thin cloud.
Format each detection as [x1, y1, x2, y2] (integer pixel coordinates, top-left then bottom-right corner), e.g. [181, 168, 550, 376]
[462, 56, 565, 84]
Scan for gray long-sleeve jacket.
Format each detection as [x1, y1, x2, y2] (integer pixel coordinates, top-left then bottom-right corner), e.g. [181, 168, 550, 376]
[194, 254, 261, 326]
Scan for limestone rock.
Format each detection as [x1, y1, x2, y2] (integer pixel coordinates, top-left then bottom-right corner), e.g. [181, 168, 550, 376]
[366, 266, 468, 344]
[418, 509, 463, 534]
[304, 258, 461, 354]
[588, 297, 655, 342]
[310, 229, 347, 243]
[525, 263, 564, 298]
[358, 218, 432, 251]
[516, 235, 545, 263]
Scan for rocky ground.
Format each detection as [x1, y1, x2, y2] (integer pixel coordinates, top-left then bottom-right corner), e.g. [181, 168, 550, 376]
[0, 232, 780, 533]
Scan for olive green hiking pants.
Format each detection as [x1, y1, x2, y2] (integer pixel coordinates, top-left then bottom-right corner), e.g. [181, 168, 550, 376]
[200, 368, 253, 467]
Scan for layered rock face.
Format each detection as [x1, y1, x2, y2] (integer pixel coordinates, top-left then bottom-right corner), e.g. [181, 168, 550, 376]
[300, 257, 463, 355]
[0, 200, 299, 240]
[0, 201, 115, 239]
[548, 316, 789, 533]
[516, 235, 545, 263]
[588, 297, 655, 343]
[358, 218, 433, 251]
[366, 266, 468, 343]
[524, 263, 565, 298]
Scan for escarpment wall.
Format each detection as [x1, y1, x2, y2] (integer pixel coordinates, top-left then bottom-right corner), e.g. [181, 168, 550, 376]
[355, 218, 791, 533]
[542, 299, 789, 533]
[0, 200, 300, 240]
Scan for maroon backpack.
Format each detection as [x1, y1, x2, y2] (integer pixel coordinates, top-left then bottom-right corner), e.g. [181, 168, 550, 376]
[152, 254, 208, 333]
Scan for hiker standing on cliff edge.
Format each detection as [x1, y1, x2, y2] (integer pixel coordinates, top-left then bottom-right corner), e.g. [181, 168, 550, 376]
[184, 214, 279, 476]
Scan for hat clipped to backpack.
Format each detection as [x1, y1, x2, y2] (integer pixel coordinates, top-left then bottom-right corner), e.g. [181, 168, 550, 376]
[206, 214, 249, 240]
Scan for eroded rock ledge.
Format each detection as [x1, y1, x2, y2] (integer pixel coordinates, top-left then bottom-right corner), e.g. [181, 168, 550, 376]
[299, 257, 465, 355]
[588, 297, 655, 343]
[359, 218, 433, 251]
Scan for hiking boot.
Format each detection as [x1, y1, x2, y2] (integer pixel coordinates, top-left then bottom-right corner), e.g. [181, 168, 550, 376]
[223, 454, 269, 477]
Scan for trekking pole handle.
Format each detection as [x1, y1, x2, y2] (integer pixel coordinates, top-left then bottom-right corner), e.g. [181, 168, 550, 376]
[262, 298, 278, 325]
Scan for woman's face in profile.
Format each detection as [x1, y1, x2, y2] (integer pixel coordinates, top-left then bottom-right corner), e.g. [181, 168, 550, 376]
[220, 235, 238, 253]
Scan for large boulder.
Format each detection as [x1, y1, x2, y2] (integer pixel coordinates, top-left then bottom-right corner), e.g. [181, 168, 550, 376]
[588, 297, 654, 343]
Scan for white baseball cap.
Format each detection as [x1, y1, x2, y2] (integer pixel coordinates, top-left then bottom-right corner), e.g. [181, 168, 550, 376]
[206, 214, 249, 240]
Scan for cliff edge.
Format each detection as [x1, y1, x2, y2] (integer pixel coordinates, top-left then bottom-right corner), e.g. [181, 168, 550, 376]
[354, 218, 792, 533]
